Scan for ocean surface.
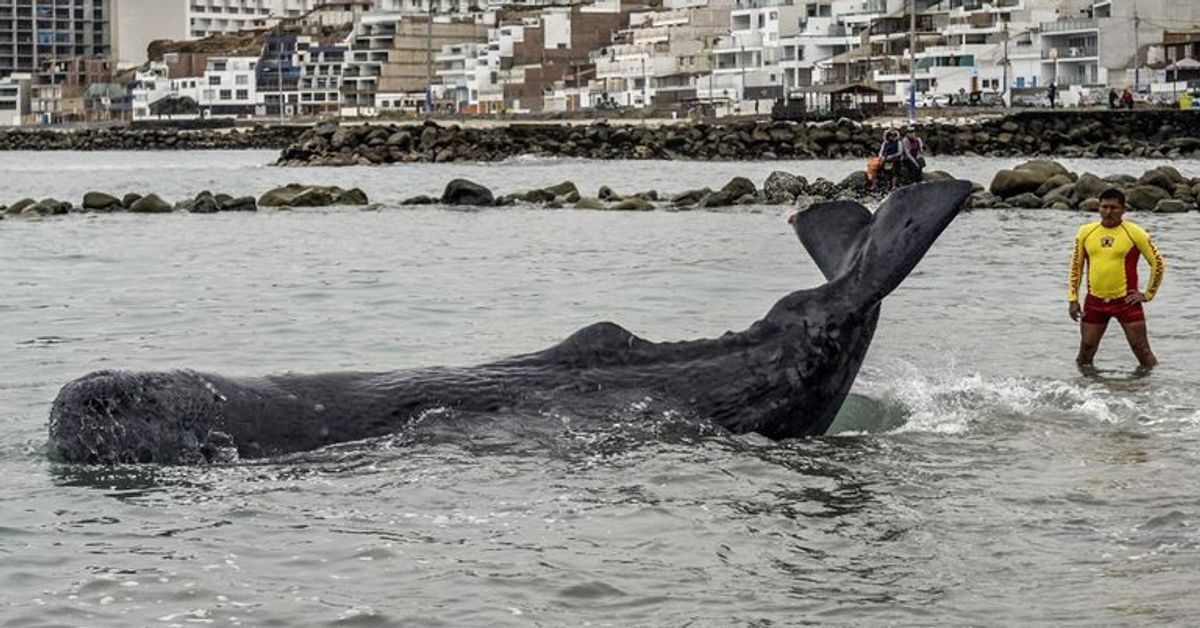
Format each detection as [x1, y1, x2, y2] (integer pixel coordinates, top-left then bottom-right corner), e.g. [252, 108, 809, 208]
[2, 151, 1199, 627]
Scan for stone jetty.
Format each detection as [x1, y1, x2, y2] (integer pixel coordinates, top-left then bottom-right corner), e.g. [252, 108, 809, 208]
[6, 162, 1200, 221]
[0, 125, 305, 151]
[275, 111, 1200, 166]
[2, 184, 369, 218]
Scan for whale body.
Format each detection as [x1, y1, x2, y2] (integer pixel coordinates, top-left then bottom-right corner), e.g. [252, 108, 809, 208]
[48, 181, 974, 464]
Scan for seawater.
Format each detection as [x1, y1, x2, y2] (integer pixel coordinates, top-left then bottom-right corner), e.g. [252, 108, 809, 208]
[1, 152, 1199, 627]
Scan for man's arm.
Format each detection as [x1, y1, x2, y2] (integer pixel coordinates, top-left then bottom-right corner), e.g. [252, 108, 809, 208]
[1068, 232, 1085, 321]
[1134, 230, 1165, 302]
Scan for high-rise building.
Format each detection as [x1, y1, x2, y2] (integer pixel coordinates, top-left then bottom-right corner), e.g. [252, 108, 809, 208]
[0, 0, 111, 80]
[111, 0, 186, 69]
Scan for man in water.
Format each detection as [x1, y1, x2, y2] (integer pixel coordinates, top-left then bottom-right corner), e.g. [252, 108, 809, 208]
[1068, 188, 1165, 369]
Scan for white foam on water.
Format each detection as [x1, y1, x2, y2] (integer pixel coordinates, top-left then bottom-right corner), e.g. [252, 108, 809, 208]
[858, 360, 1126, 435]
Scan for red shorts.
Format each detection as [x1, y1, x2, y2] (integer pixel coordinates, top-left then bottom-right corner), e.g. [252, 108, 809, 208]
[1082, 294, 1145, 325]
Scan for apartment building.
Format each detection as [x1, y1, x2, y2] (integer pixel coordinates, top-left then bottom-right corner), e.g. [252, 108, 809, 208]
[0, 71, 29, 124]
[341, 12, 488, 116]
[259, 31, 347, 117]
[188, 0, 318, 38]
[0, 0, 111, 79]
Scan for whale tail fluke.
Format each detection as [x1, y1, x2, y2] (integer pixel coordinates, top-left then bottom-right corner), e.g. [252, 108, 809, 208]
[792, 180, 973, 307]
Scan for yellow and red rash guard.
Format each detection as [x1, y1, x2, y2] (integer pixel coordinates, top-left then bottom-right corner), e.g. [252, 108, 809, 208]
[1068, 219, 1165, 302]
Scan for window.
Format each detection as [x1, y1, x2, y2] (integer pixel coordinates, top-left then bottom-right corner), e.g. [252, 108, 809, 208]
[213, 61, 227, 71]
[236, 74, 248, 85]
[209, 75, 221, 86]
[219, 90, 232, 100]
[236, 89, 249, 99]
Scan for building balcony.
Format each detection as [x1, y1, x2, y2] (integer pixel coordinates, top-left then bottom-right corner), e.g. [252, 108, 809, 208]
[1042, 46, 1098, 60]
[1040, 18, 1097, 34]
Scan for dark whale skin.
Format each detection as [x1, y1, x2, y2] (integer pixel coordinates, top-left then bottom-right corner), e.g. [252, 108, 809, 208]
[48, 181, 973, 464]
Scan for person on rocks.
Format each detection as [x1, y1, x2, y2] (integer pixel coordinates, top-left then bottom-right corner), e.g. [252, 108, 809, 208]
[1048, 82, 1058, 109]
[1108, 88, 1119, 109]
[1121, 88, 1135, 110]
[901, 125, 926, 180]
[876, 128, 904, 191]
[1068, 188, 1165, 370]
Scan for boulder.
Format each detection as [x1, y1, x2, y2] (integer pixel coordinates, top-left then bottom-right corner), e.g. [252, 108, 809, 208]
[334, 188, 369, 205]
[190, 192, 220, 214]
[6, 198, 36, 215]
[719, 176, 756, 199]
[122, 193, 143, 209]
[670, 188, 709, 207]
[762, 171, 806, 201]
[258, 184, 345, 208]
[1041, 183, 1076, 208]
[612, 197, 655, 211]
[1138, 168, 1175, 192]
[1126, 185, 1170, 212]
[82, 191, 122, 211]
[597, 185, 621, 201]
[1078, 198, 1100, 212]
[1035, 174, 1073, 197]
[1014, 159, 1069, 181]
[1008, 192, 1044, 209]
[259, 184, 308, 207]
[220, 196, 258, 212]
[573, 198, 605, 210]
[288, 187, 335, 207]
[1071, 173, 1109, 204]
[129, 193, 173, 213]
[542, 181, 578, 198]
[1152, 199, 1191, 214]
[39, 198, 72, 214]
[989, 169, 1046, 199]
[700, 176, 753, 208]
[837, 171, 871, 195]
[401, 195, 439, 205]
[520, 189, 555, 203]
[441, 178, 494, 206]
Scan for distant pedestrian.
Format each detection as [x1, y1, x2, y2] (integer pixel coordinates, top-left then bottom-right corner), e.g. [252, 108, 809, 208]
[1121, 88, 1135, 110]
[1180, 91, 1194, 111]
[1048, 82, 1057, 109]
[1108, 88, 1119, 109]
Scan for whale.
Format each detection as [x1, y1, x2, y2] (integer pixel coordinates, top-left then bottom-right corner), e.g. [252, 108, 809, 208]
[48, 180, 974, 464]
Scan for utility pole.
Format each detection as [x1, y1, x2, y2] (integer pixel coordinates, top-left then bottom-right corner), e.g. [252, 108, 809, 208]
[740, 42, 746, 112]
[908, 0, 917, 121]
[425, 2, 434, 117]
[1132, 6, 1140, 91]
[277, 23, 285, 123]
[1001, 22, 1009, 108]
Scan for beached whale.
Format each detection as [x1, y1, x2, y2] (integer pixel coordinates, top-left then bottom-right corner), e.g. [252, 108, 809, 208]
[48, 181, 973, 464]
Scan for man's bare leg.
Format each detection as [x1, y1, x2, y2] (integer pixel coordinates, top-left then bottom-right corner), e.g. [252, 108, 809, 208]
[1077, 322, 1107, 367]
[1119, 320, 1158, 369]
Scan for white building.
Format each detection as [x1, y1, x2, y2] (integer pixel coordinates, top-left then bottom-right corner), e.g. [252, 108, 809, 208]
[188, 0, 318, 38]
[0, 74, 31, 126]
[132, 56, 260, 120]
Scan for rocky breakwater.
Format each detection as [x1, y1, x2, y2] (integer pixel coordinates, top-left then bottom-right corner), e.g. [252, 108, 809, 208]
[403, 169, 950, 212]
[276, 111, 1200, 166]
[971, 159, 1200, 213]
[0, 125, 306, 151]
[1, 184, 369, 219]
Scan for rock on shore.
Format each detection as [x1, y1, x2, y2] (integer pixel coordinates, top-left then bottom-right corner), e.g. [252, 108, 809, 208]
[975, 160, 1200, 212]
